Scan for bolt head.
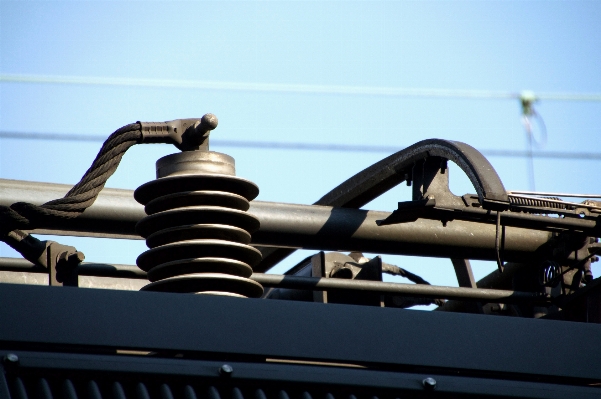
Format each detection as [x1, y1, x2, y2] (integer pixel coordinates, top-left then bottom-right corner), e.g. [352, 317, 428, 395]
[422, 377, 437, 390]
[201, 113, 218, 130]
[68, 251, 85, 263]
[220, 364, 233, 376]
[4, 353, 19, 364]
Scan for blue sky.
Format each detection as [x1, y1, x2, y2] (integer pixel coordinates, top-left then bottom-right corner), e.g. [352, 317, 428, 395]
[1, 1, 600, 301]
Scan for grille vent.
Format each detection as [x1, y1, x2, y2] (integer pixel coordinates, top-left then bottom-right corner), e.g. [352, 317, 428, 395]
[6, 375, 393, 399]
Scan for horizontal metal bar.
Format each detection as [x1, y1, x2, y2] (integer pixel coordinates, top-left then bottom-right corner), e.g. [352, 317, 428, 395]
[436, 262, 526, 312]
[0, 257, 147, 279]
[252, 273, 549, 304]
[250, 202, 552, 261]
[0, 257, 545, 304]
[0, 179, 144, 239]
[1, 178, 553, 262]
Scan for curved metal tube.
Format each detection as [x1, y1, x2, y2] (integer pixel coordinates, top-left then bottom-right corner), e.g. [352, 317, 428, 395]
[256, 139, 509, 272]
[317, 139, 508, 207]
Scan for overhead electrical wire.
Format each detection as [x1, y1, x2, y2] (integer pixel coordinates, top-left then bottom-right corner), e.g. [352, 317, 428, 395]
[2, 74, 599, 168]
[2, 73, 601, 101]
[1, 131, 600, 160]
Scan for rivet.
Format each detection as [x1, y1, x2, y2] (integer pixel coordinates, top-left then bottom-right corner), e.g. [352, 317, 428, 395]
[220, 364, 233, 376]
[422, 377, 436, 390]
[3, 353, 19, 364]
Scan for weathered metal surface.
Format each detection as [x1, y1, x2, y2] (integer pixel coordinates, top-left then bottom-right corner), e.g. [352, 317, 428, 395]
[0, 257, 147, 290]
[2, 229, 83, 287]
[250, 201, 551, 262]
[0, 178, 554, 262]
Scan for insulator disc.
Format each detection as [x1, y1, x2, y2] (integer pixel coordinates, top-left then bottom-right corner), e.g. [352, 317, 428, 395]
[141, 273, 264, 298]
[144, 191, 250, 215]
[147, 258, 253, 282]
[145, 224, 251, 248]
[136, 206, 260, 238]
[135, 175, 259, 205]
[137, 239, 263, 271]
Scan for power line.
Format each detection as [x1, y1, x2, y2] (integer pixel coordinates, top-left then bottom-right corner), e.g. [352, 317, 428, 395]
[2, 73, 601, 102]
[0, 132, 105, 142]
[1, 131, 599, 160]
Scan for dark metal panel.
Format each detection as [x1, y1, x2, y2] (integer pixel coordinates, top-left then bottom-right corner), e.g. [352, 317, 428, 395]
[0, 283, 599, 381]
[2, 350, 600, 399]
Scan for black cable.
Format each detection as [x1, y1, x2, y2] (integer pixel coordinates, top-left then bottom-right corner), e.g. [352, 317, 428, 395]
[0, 123, 141, 237]
[382, 263, 430, 285]
[381, 263, 445, 307]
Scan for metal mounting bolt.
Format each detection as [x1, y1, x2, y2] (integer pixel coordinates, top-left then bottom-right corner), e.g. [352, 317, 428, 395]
[201, 113, 219, 131]
[219, 364, 233, 376]
[422, 377, 437, 390]
[3, 353, 19, 365]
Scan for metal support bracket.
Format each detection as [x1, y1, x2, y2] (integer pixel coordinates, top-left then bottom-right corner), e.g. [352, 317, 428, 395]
[376, 156, 476, 227]
[2, 229, 84, 286]
[139, 114, 218, 151]
[311, 251, 384, 306]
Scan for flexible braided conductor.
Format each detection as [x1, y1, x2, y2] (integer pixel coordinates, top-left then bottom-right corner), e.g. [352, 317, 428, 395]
[0, 124, 141, 236]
